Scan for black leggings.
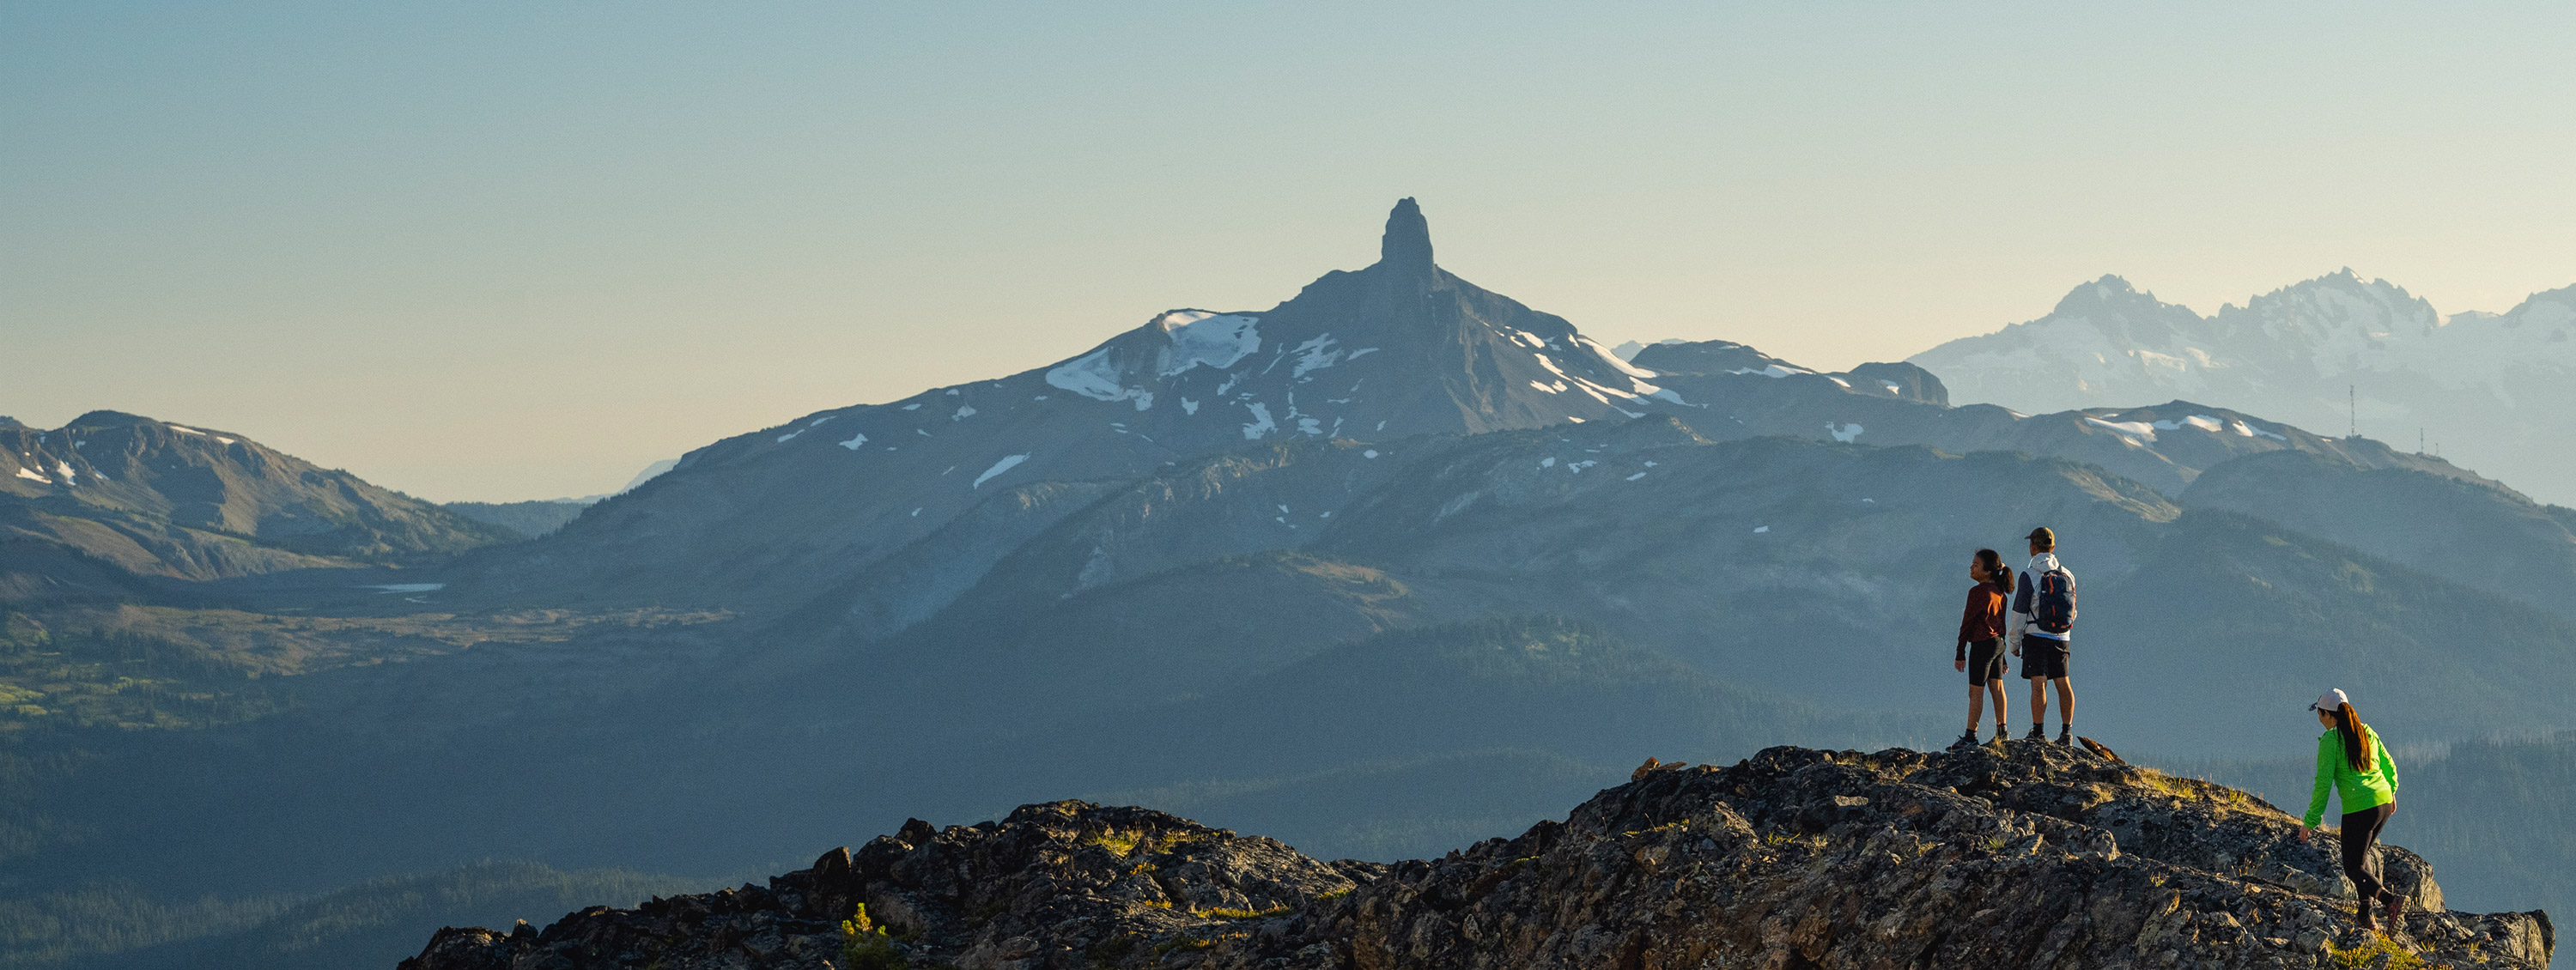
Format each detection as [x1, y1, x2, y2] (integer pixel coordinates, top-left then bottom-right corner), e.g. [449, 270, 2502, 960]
[2340, 803, 2397, 906]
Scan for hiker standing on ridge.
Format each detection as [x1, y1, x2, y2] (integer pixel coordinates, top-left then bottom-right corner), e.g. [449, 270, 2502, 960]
[2296, 688, 2403, 933]
[2011, 526, 2077, 743]
[1952, 549, 2013, 749]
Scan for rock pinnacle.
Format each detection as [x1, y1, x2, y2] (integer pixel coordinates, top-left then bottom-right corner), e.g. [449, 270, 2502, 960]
[1379, 197, 1433, 274]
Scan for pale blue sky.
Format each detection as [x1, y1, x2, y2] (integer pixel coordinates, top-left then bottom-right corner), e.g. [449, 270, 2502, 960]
[6, 2, 2572, 500]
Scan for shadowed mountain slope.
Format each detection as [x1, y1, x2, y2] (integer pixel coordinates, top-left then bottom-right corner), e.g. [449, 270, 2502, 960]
[2182, 448, 2576, 623]
[444, 199, 1708, 612]
[789, 422, 2576, 765]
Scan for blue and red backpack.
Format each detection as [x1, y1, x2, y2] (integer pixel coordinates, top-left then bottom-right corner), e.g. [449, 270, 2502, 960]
[2032, 567, 2077, 634]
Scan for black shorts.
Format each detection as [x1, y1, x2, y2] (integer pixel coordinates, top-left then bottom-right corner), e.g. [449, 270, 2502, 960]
[2021, 634, 2069, 680]
[1965, 638, 2007, 684]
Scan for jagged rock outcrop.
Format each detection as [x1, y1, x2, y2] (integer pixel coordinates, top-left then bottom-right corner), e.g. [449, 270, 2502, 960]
[403, 743, 2553, 970]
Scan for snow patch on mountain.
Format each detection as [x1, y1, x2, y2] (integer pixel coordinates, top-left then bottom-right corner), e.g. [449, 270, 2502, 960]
[1155, 311, 1262, 376]
[1732, 365, 1807, 379]
[1291, 334, 1343, 379]
[1048, 349, 1154, 411]
[2085, 418, 2157, 442]
[971, 454, 1029, 488]
[1241, 403, 1277, 440]
[1579, 336, 1659, 380]
[2151, 415, 2226, 433]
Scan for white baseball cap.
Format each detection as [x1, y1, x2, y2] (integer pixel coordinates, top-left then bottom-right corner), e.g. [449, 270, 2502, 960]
[2308, 688, 2350, 712]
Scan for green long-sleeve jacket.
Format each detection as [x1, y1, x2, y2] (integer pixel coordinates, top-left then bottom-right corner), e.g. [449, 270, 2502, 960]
[2304, 724, 2398, 828]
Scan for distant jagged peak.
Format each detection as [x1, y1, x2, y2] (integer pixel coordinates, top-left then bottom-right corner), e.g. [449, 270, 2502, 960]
[670, 194, 1687, 493]
[1376, 197, 1433, 275]
[2491, 281, 2576, 329]
[2225, 267, 2436, 328]
[2044, 273, 2201, 322]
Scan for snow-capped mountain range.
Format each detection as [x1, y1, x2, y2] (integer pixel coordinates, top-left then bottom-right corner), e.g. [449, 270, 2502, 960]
[446, 198, 2524, 636]
[448, 200, 1714, 610]
[1908, 271, 2576, 505]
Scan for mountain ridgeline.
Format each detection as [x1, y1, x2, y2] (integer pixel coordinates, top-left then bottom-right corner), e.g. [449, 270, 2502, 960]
[404, 743, 2556, 970]
[3, 199, 2572, 970]
[0, 412, 515, 595]
[1909, 271, 2576, 506]
[445, 198, 1710, 613]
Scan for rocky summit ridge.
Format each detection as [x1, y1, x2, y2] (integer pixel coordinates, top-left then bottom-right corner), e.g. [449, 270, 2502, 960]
[402, 742, 2552, 970]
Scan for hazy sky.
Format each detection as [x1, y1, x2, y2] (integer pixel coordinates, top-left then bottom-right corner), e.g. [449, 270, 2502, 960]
[7, 2, 2573, 500]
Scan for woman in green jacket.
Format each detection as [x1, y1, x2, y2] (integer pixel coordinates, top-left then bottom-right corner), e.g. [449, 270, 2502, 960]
[2296, 688, 2402, 931]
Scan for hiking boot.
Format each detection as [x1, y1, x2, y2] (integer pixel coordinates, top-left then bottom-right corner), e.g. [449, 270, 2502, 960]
[1950, 731, 1978, 750]
[2354, 903, 2379, 933]
[2025, 725, 2046, 741]
[2056, 728, 2075, 745]
[2385, 893, 2405, 928]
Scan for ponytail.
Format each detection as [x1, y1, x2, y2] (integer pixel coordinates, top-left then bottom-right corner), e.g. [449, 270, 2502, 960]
[1975, 549, 2011, 592]
[2332, 702, 2370, 773]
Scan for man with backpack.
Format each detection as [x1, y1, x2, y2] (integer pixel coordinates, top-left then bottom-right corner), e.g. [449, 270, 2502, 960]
[2012, 526, 2078, 743]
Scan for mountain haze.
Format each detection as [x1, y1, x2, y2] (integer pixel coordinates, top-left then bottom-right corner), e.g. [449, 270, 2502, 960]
[1910, 271, 2576, 504]
[6, 200, 2575, 970]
